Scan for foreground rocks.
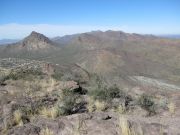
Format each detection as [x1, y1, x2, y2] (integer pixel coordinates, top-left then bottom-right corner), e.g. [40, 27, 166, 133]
[5, 112, 180, 135]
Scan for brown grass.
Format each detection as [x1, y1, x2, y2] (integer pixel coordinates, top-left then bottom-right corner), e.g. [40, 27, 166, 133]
[13, 110, 23, 126]
[40, 127, 54, 135]
[39, 106, 59, 119]
[94, 100, 107, 111]
[168, 101, 176, 115]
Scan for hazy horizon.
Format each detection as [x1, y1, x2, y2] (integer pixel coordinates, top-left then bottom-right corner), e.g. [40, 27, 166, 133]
[0, 0, 180, 39]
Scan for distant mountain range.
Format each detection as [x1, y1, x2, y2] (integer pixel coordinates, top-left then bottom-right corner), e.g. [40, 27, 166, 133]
[158, 34, 180, 39]
[1, 34, 179, 45]
[1, 30, 180, 86]
[0, 39, 20, 45]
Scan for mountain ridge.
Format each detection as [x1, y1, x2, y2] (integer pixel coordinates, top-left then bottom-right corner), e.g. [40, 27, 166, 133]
[1, 30, 180, 86]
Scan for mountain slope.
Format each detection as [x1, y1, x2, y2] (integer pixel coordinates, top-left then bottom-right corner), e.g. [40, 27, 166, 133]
[54, 31, 180, 85]
[0, 31, 61, 59]
[1, 30, 180, 86]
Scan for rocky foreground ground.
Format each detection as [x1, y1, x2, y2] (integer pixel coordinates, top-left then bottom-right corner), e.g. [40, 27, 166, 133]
[0, 58, 180, 135]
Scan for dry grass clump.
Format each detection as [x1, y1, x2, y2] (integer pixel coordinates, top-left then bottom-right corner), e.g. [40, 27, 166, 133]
[73, 116, 87, 135]
[40, 127, 54, 135]
[119, 116, 142, 135]
[39, 106, 59, 119]
[87, 97, 107, 112]
[116, 104, 126, 114]
[13, 110, 23, 126]
[94, 100, 107, 111]
[47, 77, 56, 92]
[119, 116, 132, 135]
[167, 101, 176, 115]
[86, 97, 95, 112]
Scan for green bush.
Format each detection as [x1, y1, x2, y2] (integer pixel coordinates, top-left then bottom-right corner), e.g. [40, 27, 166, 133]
[138, 94, 156, 116]
[108, 85, 126, 99]
[90, 84, 126, 102]
[58, 88, 83, 115]
[51, 71, 63, 80]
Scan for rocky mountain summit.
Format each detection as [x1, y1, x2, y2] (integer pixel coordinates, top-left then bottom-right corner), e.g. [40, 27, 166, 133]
[20, 31, 55, 51]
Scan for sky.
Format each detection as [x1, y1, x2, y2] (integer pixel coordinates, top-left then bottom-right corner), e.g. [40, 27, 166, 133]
[0, 0, 180, 39]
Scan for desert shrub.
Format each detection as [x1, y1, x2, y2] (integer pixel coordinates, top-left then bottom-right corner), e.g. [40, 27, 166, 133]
[4, 72, 18, 80]
[89, 73, 105, 87]
[89, 86, 108, 101]
[60, 73, 74, 81]
[58, 88, 85, 115]
[108, 85, 126, 98]
[73, 85, 88, 95]
[90, 84, 126, 102]
[138, 94, 156, 116]
[51, 71, 63, 80]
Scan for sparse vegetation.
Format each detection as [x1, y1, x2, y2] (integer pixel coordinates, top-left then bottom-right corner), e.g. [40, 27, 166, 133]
[86, 97, 95, 112]
[119, 116, 134, 135]
[88, 83, 132, 112]
[168, 101, 176, 115]
[1, 26, 180, 134]
[51, 71, 63, 80]
[94, 100, 107, 111]
[90, 84, 126, 102]
[58, 88, 84, 115]
[13, 110, 23, 126]
[73, 116, 87, 135]
[39, 106, 59, 119]
[116, 104, 126, 114]
[138, 94, 156, 116]
[3, 69, 44, 81]
[40, 127, 54, 135]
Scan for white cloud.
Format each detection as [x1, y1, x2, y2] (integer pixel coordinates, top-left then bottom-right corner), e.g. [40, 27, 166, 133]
[0, 23, 179, 39]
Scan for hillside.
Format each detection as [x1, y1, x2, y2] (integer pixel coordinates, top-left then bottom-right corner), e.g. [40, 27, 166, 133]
[0, 31, 61, 59]
[1, 31, 180, 86]
[1, 31, 180, 134]
[52, 31, 180, 86]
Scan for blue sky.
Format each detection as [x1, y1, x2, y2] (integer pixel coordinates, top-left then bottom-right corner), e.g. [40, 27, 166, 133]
[0, 0, 180, 39]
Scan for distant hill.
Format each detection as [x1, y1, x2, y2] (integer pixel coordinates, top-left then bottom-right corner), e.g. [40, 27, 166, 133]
[0, 39, 20, 45]
[158, 34, 180, 39]
[0, 31, 61, 59]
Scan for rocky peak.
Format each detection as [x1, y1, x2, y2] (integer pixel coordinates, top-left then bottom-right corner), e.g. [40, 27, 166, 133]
[20, 31, 54, 51]
[24, 31, 52, 43]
